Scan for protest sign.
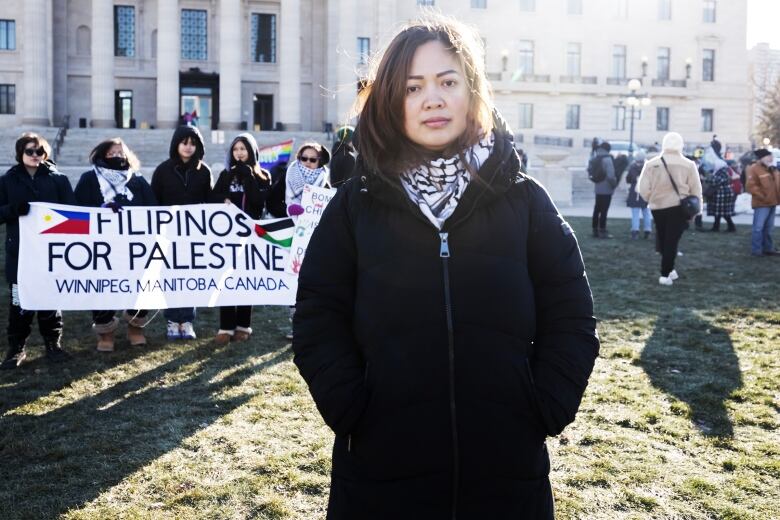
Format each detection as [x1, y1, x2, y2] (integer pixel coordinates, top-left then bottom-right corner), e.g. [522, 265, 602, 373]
[18, 203, 298, 310]
[287, 185, 336, 275]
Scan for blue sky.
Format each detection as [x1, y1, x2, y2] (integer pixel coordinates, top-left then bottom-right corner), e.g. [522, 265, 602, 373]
[747, 0, 780, 49]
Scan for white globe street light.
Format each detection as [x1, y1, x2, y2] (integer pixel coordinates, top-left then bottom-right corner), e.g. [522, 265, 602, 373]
[622, 78, 651, 154]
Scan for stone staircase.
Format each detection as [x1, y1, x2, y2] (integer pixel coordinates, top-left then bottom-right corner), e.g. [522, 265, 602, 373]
[0, 126, 61, 165]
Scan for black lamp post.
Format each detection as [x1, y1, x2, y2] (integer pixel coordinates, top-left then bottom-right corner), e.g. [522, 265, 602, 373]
[623, 78, 651, 155]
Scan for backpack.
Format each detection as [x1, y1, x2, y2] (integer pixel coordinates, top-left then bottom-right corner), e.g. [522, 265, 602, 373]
[587, 155, 609, 183]
[613, 155, 629, 185]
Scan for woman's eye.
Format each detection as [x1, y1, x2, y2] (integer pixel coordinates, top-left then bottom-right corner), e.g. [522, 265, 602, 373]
[443, 79, 457, 87]
[406, 85, 420, 94]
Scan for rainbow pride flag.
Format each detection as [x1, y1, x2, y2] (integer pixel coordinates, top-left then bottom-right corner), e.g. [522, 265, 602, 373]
[258, 139, 294, 170]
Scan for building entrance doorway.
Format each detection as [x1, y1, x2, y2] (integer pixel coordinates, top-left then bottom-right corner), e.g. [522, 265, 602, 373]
[181, 87, 213, 130]
[115, 90, 133, 128]
[180, 69, 220, 129]
[253, 94, 273, 131]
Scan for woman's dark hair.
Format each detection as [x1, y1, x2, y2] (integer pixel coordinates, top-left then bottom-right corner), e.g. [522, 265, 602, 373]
[231, 136, 269, 181]
[353, 14, 494, 175]
[15, 132, 52, 164]
[89, 137, 141, 170]
[296, 142, 327, 167]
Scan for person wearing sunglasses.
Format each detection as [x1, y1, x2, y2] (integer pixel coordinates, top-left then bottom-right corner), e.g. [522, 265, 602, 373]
[284, 142, 331, 218]
[0, 133, 76, 369]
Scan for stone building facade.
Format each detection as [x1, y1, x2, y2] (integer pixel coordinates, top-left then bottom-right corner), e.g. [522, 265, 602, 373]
[0, 0, 751, 148]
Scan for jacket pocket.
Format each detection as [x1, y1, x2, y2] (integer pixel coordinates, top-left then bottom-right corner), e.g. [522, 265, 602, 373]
[515, 357, 551, 437]
[347, 362, 371, 454]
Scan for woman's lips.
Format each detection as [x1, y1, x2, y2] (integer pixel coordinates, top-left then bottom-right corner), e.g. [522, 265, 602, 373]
[423, 117, 450, 128]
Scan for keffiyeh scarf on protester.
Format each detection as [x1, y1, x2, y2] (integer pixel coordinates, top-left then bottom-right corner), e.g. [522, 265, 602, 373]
[401, 134, 494, 230]
[286, 160, 329, 203]
[94, 166, 135, 204]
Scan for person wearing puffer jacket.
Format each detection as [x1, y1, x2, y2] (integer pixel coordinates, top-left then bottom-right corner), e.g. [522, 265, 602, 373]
[151, 126, 213, 341]
[284, 142, 330, 219]
[210, 133, 272, 344]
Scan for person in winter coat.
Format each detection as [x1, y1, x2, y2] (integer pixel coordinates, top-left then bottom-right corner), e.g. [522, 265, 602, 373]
[266, 160, 289, 218]
[638, 132, 702, 286]
[74, 138, 157, 351]
[151, 126, 213, 341]
[591, 140, 617, 238]
[292, 15, 599, 519]
[329, 126, 357, 187]
[626, 151, 652, 239]
[745, 149, 780, 256]
[0, 133, 75, 369]
[706, 165, 737, 232]
[285, 142, 330, 217]
[210, 133, 272, 344]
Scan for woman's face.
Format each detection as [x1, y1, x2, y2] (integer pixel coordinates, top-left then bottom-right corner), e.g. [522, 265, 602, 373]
[22, 141, 46, 169]
[105, 143, 126, 161]
[232, 141, 249, 162]
[403, 40, 470, 153]
[178, 137, 196, 161]
[299, 148, 320, 171]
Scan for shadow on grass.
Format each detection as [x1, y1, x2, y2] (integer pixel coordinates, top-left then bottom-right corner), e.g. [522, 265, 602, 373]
[639, 309, 742, 437]
[0, 338, 292, 519]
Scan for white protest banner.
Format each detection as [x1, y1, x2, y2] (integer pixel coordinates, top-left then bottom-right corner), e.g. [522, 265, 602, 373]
[287, 184, 337, 275]
[17, 202, 298, 310]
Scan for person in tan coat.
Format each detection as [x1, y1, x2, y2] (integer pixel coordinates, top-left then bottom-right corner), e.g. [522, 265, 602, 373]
[745, 149, 780, 256]
[638, 132, 702, 285]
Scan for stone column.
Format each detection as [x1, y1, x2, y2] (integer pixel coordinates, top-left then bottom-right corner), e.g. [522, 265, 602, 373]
[90, 0, 115, 127]
[335, 0, 357, 127]
[157, 0, 181, 128]
[218, 0, 241, 129]
[22, 0, 52, 126]
[278, 0, 301, 130]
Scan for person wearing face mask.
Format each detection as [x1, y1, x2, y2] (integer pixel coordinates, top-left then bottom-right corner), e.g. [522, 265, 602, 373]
[745, 149, 780, 256]
[151, 126, 213, 341]
[74, 138, 157, 352]
[210, 133, 272, 344]
[0, 133, 76, 369]
[292, 15, 599, 519]
[285, 142, 331, 218]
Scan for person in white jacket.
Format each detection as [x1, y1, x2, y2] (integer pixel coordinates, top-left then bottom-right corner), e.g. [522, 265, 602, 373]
[285, 142, 330, 218]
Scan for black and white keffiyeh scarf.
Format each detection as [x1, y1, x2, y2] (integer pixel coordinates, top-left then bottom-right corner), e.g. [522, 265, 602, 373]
[286, 160, 329, 205]
[94, 166, 135, 204]
[401, 135, 494, 229]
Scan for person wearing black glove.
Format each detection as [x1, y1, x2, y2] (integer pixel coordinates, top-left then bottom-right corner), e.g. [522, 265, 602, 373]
[0, 132, 76, 369]
[210, 133, 272, 345]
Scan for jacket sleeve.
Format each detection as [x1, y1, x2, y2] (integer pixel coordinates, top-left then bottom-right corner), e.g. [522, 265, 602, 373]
[525, 180, 599, 436]
[74, 173, 101, 207]
[285, 162, 297, 209]
[603, 156, 617, 187]
[293, 187, 369, 436]
[55, 175, 76, 205]
[150, 164, 164, 203]
[0, 176, 14, 224]
[210, 171, 230, 202]
[745, 165, 759, 196]
[688, 163, 703, 201]
[637, 162, 652, 202]
[138, 176, 158, 205]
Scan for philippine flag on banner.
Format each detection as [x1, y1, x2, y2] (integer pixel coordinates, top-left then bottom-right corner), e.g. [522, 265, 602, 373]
[39, 208, 91, 234]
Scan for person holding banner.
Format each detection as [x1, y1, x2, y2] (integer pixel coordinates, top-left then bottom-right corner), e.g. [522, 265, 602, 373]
[74, 138, 157, 352]
[285, 142, 330, 218]
[152, 126, 213, 341]
[211, 133, 272, 344]
[292, 14, 599, 519]
[0, 133, 76, 369]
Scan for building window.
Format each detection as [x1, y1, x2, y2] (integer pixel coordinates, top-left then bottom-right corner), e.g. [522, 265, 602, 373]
[357, 37, 371, 64]
[417, 0, 435, 5]
[701, 109, 713, 132]
[612, 45, 626, 79]
[250, 13, 276, 63]
[616, 0, 628, 19]
[658, 0, 671, 20]
[518, 40, 534, 75]
[114, 6, 135, 57]
[0, 84, 15, 114]
[567, 0, 583, 15]
[519, 0, 535, 12]
[702, 49, 715, 81]
[703, 0, 716, 22]
[181, 9, 207, 61]
[519, 103, 533, 128]
[566, 105, 580, 129]
[566, 43, 581, 76]
[657, 47, 670, 80]
[656, 107, 669, 131]
[612, 106, 626, 130]
[0, 20, 15, 50]
[471, 0, 487, 7]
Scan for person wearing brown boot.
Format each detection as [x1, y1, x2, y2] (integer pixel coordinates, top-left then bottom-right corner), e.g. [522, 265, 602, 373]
[93, 316, 119, 352]
[124, 311, 148, 346]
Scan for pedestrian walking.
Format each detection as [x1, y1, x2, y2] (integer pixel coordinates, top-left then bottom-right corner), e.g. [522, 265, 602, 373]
[626, 151, 652, 239]
[589, 139, 617, 238]
[745, 149, 780, 256]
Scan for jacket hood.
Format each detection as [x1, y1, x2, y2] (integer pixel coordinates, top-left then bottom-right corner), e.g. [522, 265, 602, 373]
[169, 125, 205, 162]
[225, 133, 261, 169]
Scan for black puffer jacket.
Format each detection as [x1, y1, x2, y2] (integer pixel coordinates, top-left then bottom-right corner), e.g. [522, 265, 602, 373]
[0, 162, 76, 283]
[151, 126, 213, 205]
[74, 167, 157, 208]
[293, 122, 599, 519]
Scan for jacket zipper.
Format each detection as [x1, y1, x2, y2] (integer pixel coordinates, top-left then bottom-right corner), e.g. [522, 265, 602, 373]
[440, 232, 459, 520]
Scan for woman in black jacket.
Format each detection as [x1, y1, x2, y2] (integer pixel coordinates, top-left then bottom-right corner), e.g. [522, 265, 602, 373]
[151, 126, 212, 341]
[210, 133, 271, 344]
[0, 133, 75, 369]
[293, 16, 599, 520]
[74, 138, 157, 352]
